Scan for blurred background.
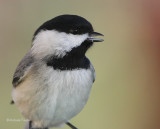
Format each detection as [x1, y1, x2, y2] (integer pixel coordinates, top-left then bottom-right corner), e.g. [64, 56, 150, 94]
[0, 0, 160, 129]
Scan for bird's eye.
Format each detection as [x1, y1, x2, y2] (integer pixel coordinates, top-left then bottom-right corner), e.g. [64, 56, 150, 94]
[69, 29, 79, 34]
[74, 29, 78, 32]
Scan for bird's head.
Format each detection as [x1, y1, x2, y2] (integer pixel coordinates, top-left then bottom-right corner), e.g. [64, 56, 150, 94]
[31, 15, 103, 59]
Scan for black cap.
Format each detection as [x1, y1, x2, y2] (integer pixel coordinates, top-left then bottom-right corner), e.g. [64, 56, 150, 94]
[33, 14, 94, 38]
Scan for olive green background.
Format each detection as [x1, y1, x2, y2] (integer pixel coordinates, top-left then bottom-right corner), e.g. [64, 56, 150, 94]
[0, 0, 160, 129]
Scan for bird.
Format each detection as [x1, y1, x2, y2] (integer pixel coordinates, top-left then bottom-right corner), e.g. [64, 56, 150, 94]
[11, 14, 104, 129]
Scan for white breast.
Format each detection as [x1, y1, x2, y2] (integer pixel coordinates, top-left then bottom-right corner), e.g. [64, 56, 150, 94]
[12, 63, 94, 128]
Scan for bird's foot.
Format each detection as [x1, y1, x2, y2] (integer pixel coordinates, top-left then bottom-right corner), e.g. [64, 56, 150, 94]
[29, 121, 48, 129]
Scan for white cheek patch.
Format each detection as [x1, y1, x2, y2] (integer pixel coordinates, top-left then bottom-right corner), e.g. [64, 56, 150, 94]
[31, 30, 88, 58]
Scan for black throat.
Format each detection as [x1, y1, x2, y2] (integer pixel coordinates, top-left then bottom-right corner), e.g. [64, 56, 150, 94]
[45, 40, 93, 70]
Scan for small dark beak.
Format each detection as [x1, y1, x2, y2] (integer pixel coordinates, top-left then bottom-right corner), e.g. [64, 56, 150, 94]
[87, 32, 104, 42]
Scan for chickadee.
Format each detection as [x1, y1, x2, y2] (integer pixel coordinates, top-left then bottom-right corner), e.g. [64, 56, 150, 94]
[11, 14, 104, 129]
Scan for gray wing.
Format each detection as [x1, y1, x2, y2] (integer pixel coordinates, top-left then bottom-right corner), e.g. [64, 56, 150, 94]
[12, 52, 34, 87]
[90, 63, 96, 83]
